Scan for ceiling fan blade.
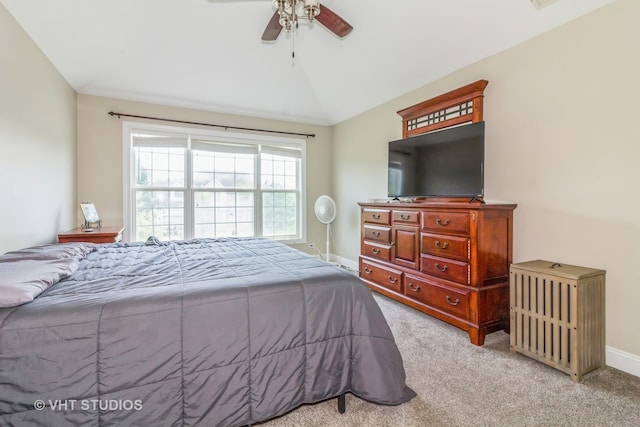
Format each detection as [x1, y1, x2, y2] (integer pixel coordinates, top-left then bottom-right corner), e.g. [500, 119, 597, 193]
[262, 11, 283, 41]
[315, 5, 353, 38]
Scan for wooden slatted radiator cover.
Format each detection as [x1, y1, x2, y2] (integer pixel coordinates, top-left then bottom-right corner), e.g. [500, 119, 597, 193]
[510, 260, 606, 382]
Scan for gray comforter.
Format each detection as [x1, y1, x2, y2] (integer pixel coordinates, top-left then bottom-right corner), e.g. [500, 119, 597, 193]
[0, 238, 415, 426]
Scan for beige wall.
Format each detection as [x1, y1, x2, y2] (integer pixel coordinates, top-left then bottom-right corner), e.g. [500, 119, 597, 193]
[76, 94, 332, 254]
[0, 3, 77, 254]
[332, 0, 640, 358]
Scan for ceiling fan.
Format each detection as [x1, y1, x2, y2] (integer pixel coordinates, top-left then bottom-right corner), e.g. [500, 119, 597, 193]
[207, 0, 353, 41]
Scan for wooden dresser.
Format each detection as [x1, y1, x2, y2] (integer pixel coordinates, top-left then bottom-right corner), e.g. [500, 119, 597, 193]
[359, 200, 516, 345]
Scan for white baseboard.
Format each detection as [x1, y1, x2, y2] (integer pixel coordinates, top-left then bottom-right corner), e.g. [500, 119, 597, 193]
[326, 254, 640, 379]
[606, 346, 640, 378]
[329, 254, 359, 272]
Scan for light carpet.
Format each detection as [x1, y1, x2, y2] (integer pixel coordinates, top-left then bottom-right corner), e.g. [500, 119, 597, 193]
[259, 293, 640, 427]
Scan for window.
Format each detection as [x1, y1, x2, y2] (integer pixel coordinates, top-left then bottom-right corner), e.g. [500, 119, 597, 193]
[124, 123, 305, 243]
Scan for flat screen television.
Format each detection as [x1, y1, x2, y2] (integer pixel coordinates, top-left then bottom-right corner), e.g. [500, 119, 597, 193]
[388, 121, 485, 199]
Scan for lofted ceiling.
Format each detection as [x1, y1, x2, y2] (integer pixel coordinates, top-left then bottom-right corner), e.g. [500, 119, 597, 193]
[2, 0, 614, 126]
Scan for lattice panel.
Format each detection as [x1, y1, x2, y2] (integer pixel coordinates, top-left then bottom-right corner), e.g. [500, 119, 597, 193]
[407, 101, 473, 132]
[397, 80, 488, 138]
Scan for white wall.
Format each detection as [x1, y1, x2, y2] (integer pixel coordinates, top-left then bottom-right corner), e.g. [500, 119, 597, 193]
[0, 3, 77, 254]
[332, 0, 640, 361]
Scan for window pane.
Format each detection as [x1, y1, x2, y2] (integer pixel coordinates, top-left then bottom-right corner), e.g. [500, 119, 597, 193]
[169, 154, 183, 171]
[134, 190, 184, 241]
[215, 173, 235, 188]
[194, 191, 214, 207]
[236, 223, 254, 237]
[237, 192, 253, 206]
[262, 159, 273, 175]
[215, 223, 236, 237]
[214, 154, 235, 173]
[169, 171, 184, 187]
[236, 157, 253, 174]
[195, 223, 215, 237]
[152, 171, 169, 187]
[285, 161, 296, 176]
[235, 173, 254, 189]
[214, 207, 232, 222]
[284, 176, 296, 190]
[273, 192, 285, 206]
[263, 192, 273, 207]
[262, 176, 274, 190]
[195, 207, 214, 223]
[261, 153, 298, 192]
[274, 176, 285, 189]
[152, 152, 169, 171]
[193, 154, 212, 172]
[134, 146, 184, 188]
[216, 192, 237, 207]
[194, 172, 214, 189]
[273, 159, 285, 175]
[262, 191, 297, 238]
[193, 191, 255, 239]
[236, 207, 253, 222]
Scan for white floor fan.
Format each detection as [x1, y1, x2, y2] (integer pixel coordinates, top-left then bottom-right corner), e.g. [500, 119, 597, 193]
[314, 195, 336, 262]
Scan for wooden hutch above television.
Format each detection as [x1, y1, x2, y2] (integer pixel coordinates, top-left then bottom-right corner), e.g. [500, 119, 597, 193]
[358, 80, 517, 345]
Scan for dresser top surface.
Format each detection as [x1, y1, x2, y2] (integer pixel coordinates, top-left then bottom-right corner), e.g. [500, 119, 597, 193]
[58, 226, 124, 237]
[358, 199, 517, 210]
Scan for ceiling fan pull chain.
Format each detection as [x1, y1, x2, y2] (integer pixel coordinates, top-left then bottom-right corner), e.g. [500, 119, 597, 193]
[291, 26, 296, 60]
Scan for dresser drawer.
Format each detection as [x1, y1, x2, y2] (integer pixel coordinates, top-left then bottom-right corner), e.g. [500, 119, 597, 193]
[392, 209, 420, 224]
[363, 224, 391, 243]
[422, 211, 470, 235]
[363, 208, 391, 225]
[421, 232, 469, 261]
[360, 259, 403, 293]
[404, 274, 469, 320]
[363, 241, 392, 262]
[420, 254, 470, 284]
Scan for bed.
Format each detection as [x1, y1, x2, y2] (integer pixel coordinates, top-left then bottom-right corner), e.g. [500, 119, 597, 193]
[0, 237, 415, 426]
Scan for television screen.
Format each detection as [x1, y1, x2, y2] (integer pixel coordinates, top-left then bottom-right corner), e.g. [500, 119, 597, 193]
[388, 121, 484, 198]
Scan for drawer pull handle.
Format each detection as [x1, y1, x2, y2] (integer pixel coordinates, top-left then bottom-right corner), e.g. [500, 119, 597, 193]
[434, 263, 448, 272]
[372, 248, 381, 254]
[436, 218, 450, 226]
[408, 282, 421, 292]
[388, 276, 398, 284]
[435, 241, 449, 249]
[364, 267, 373, 274]
[446, 295, 461, 306]
[372, 231, 381, 237]
[372, 214, 381, 219]
[400, 214, 411, 220]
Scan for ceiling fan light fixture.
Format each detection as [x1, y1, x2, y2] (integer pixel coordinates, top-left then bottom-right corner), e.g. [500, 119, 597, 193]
[303, 0, 320, 21]
[261, 0, 352, 41]
[273, 0, 321, 33]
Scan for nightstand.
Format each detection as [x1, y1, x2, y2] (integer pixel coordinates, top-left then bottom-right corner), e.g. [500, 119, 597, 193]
[58, 226, 125, 244]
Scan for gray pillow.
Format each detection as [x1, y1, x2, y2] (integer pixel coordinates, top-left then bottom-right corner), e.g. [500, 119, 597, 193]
[0, 242, 96, 262]
[0, 243, 95, 307]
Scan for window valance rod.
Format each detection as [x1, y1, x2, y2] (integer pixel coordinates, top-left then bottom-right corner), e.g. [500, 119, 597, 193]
[108, 111, 316, 139]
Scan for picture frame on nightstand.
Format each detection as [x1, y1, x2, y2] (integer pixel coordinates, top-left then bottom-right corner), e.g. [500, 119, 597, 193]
[80, 202, 102, 230]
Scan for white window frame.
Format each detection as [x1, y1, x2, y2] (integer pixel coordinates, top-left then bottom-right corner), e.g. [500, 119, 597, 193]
[122, 121, 307, 244]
